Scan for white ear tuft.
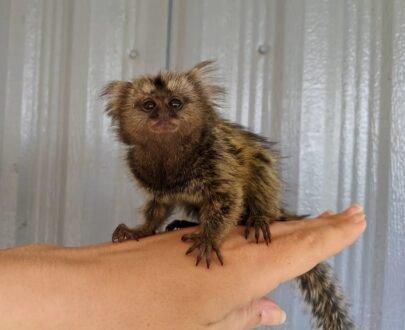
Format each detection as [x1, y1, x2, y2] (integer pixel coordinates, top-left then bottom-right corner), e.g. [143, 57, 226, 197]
[100, 81, 133, 119]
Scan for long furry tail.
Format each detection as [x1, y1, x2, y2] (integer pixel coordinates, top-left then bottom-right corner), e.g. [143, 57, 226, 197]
[296, 262, 357, 330]
[279, 210, 356, 329]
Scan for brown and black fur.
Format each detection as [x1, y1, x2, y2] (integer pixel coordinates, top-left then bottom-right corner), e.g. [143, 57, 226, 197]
[101, 61, 356, 329]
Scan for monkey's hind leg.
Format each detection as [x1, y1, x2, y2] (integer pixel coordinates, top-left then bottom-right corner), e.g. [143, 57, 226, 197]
[244, 215, 272, 244]
[243, 190, 282, 245]
[243, 156, 282, 244]
[112, 198, 173, 243]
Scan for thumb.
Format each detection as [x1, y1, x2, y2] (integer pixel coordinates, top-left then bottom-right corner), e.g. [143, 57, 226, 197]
[218, 297, 286, 330]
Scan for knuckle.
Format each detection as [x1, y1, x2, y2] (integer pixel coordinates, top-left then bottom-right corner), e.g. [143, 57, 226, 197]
[294, 229, 322, 250]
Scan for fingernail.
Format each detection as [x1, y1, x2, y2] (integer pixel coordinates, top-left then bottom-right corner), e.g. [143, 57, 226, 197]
[261, 309, 287, 325]
[352, 204, 363, 211]
[280, 310, 287, 324]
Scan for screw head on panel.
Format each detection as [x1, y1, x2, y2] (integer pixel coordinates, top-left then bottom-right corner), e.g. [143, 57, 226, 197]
[257, 44, 270, 55]
[128, 49, 139, 59]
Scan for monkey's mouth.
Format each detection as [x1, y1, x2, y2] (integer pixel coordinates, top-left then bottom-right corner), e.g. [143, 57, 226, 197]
[148, 119, 179, 134]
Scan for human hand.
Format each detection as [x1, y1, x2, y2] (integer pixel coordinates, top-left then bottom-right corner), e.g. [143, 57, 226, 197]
[93, 204, 365, 329]
[175, 205, 366, 329]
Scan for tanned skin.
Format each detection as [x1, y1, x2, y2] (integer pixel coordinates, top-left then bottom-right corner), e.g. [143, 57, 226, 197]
[101, 61, 356, 330]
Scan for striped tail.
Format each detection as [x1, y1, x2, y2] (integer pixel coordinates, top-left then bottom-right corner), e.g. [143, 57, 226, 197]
[296, 262, 357, 330]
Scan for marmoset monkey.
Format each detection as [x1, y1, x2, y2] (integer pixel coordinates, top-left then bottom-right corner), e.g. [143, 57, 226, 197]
[102, 61, 356, 330]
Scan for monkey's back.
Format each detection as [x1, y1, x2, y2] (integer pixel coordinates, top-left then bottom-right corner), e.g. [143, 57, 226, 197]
[212, 119, 283, 220]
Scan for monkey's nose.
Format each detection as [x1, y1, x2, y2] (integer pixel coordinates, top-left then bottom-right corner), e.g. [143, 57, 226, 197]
[159, 109, 176, 120]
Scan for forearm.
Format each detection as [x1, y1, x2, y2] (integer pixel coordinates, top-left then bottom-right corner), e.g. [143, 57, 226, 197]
[0, 231, 252, 329]
[0, 244, 95, 329]
[0, 236, 208, 330]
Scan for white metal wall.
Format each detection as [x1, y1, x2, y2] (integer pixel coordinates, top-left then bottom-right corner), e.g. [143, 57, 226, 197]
[0, 0, 169, 247]
[0, 1, 404, 329]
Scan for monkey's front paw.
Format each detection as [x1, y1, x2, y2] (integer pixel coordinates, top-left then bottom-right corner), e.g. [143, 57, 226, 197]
[181, 233, 224, 268]
[112, 224, 148, 243]
[244, 216, 272, 245]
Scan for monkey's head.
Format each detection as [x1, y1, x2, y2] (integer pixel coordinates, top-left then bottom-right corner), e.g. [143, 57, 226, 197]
[101, 61, 224, 146]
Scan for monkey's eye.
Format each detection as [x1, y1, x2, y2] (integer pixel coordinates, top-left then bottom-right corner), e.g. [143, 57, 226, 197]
[169, 98, 183, 110]
[142, 100, 156, 111]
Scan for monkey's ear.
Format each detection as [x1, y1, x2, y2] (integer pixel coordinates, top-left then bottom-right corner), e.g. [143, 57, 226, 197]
[188, 60, 217, 78]
[100, 80, 133, 119]
[187, 60, 225, 99]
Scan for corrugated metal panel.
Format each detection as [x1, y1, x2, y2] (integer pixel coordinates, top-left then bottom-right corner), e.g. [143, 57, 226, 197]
[169, 0, 405, 329]
[0, 0, 404, 329]
[0, 0, 169, 247]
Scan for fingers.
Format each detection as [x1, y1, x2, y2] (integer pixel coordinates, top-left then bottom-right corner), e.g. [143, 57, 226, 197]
[222, 204, 367, 305]
[265, 204, 366, 287]
[277, 204, 362, 235]
[215, 297, 286, 330]
[254, 298, 286, 327]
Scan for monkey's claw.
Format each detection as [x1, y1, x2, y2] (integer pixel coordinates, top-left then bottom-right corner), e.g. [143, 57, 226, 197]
[182, 233, 224, 268]
[244, 216, 272, 245]
[112, 224, 146, 243]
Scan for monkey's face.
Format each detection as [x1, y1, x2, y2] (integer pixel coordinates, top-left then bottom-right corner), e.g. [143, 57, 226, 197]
[102, 61, 223, 145]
